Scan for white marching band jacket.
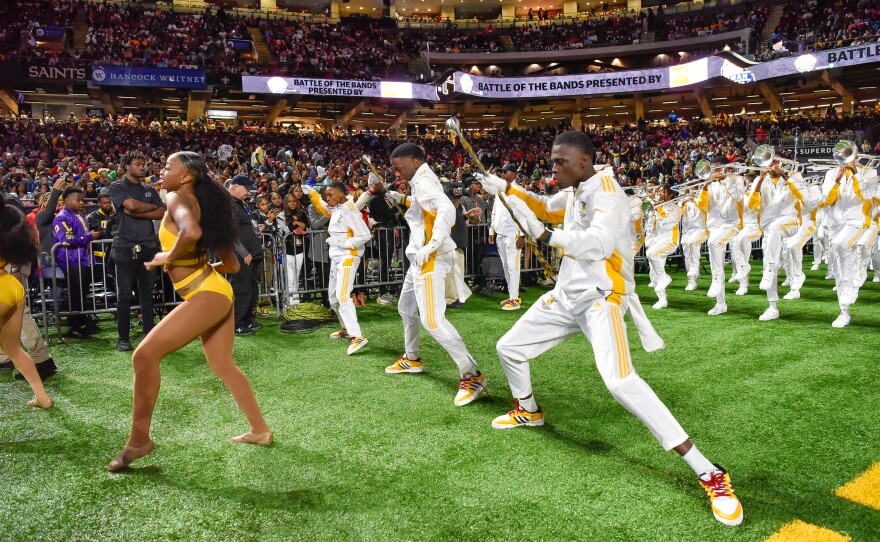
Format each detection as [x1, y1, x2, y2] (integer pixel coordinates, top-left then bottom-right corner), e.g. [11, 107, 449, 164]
[647, 200, 682, 242]
[506, 169, 633, 311]
[489, 190, 530, 237]
[696, 175, 745, 230]
[821, 166, 878, 227]
[387, 163, 457, 271]
[309, 192, 372, 260]
[747, 174, 803, 228]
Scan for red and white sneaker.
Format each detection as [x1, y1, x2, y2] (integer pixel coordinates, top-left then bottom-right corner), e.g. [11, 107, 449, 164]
[453, 372, 487, 406]
[699, 465, 744, 526]
[491, 400, 545, 429]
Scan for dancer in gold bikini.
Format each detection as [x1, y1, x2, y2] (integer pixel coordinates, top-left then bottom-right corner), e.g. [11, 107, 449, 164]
[0, 198, 53, 409]
[107, 152, 271, 472]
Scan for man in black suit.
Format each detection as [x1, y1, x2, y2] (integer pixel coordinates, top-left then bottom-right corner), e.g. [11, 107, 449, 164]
[228, 174, 264, 335]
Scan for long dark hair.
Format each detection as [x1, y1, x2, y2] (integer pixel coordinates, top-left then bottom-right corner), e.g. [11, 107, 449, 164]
[0, 197, 38, 266]
[175, 152, 238, 253]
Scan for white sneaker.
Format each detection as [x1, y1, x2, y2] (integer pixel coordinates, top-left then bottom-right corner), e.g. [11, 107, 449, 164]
[685, 279, 698, 291]
[783, 290, 800, 300]
[735, 286, 748, 296]
[707, 281, 723, 298]
[832, 313, 851, 328]
[810, 264, 821, 271]
[657, 275, 673, 291]
[699, 466, 744, 527]
[791, 273, 806, 290]
[781, 277, 791, 287]
[825, 273, 834, 280]
[873, 274, 880, 283]
[736, 263, 752, 282]
[758, 307, 780, 321]
[346, 336, 369, 355]
[652, 298, 668, 310]
[708, 303, 728, 316]
[648, 280, 656, 288]
[728, 274, 738, 284]
[759, 271, 775, 291]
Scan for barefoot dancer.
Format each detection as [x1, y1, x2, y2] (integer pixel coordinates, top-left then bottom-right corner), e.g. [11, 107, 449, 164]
[0, 198, 53, 409]
[108, 152, 271, 472]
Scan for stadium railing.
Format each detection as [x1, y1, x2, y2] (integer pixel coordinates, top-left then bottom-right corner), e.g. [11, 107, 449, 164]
[39, 227, 772, 340]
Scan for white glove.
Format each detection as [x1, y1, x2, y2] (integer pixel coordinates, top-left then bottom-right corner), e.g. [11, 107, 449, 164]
[301, 184, 314, 195]
[519, 206, 547, 240]
[354, 190, 372, 210]
[326, 237, 341, 248]
[341, 239, 356, 249]
[415, 239, 442, 266]
[475, 172, 507, 196]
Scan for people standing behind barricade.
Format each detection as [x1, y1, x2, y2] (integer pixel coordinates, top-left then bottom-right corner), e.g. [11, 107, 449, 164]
[108, 151, 165, 353]
[52, 187, 101, 339]
[460, 176, 489, 288]
[446, 187, 472, 309]
[228, 174, 263, 336]
[282, 192, 310, 307]
[367, 173, 405, 306]
[306, 185, 331, 308]
[86, 190, 116, 240]
[253, 194, 287, 316]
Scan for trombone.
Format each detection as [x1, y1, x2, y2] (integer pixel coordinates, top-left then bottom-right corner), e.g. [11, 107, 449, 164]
[751, 144, 805, 175]
[806, 140, 879, 172]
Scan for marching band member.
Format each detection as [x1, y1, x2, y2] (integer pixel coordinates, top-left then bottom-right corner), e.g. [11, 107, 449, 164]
[746, 160, 804, 321]
[479, 131, 744, 527]
[781, 179, 823, 300]
[304, 182, 373, 355]
[629, 190, 646, 258]
[812, 199, 831, 272]
[821, 164, 878, 327]
[383, 143, 486, 407]
[488, 164, 531, 311]
[731, 174, 762, 296]
[680, 189, 709, 292]
[645, 185, 681, 309]
[695, 163, 744, 315]
[854, 195, 880, 287]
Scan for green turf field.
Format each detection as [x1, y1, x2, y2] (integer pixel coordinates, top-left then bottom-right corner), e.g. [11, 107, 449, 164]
[1, 260, 878, 541]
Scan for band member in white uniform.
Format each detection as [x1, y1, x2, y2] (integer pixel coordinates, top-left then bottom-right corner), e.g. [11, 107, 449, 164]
[680, 190, 709, 292]
[695, 164, 744, 315]
[821, 164, 878, 327]
[305, 182, 373, 355]
[478, 131, 743, 527]
[488, 164, 531, 311]
[645, 185, 681, 309]
[730, 173, 762, 296]
[745, 161, 803, 321]
[383, 143, 486, 407]
[781, 180, 822, 300]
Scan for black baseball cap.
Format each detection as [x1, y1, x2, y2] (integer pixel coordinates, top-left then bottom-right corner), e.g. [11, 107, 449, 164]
[501, 164, 518, 173]
[231, 174, 255, 190]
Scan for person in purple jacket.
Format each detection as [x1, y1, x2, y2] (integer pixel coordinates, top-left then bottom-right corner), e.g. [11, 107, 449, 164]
[52, 187, 101, 339]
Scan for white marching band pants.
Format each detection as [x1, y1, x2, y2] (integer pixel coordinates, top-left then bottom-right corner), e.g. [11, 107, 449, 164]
[681, 229, 709, 280]
[496, 289, 688, 451]
[398, 252, 477, 375]
[328, 256, 361, 337]
[829, 222, 869, 308]
[761, 217, 801, 303]
[707, 226, 739, 304]
[496, 233, 522, 301]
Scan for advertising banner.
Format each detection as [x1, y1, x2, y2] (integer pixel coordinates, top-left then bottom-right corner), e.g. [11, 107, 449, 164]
[226, 39, 253, 50]
[26, 62, 88, 82]
[242, 75, 439, 101]
[32, 26, 66, 40]
[91, 65, 207, 89]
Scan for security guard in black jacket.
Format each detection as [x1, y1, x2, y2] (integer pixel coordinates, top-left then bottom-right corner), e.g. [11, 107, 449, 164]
[228, 175, 264, 335]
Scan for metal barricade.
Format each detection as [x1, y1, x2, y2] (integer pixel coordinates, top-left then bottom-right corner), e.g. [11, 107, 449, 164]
[48, 240, 183, 342]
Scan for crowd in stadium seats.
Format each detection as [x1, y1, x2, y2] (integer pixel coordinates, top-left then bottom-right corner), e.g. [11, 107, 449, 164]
[771, 0, 880, 53]
[3, 109, 879, 206]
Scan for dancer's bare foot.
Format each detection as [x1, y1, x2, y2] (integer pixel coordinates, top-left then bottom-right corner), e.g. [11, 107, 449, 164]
[106, 440, 155, 472]
[232, 431, 273, 446]
[26, 397, 53, 409]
